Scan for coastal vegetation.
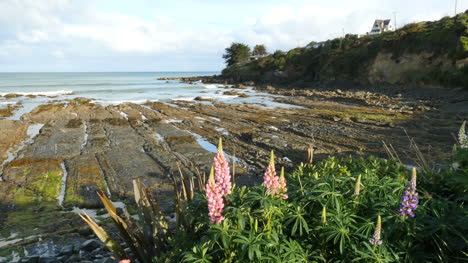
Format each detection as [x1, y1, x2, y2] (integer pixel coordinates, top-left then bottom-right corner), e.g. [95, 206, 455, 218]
[252, 45, 268, 56]
[222, 11, 468, 88]
[223, 43, 269, 66]
[84, 124, 468, 262]
[222, 43, 252, 66]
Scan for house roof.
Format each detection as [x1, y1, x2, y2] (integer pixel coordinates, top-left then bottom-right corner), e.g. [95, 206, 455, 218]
[374, 19, 391, 26]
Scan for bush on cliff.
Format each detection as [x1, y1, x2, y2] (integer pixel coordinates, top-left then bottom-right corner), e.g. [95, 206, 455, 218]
[223, 43, 251, 67]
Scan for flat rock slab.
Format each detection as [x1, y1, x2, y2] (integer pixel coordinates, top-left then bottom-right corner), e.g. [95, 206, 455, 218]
[1, 158, 63, 205]
[21, 120, 84, 159]
[0, 120, 29, 166]
[63, 154, 107, 208]
[96, 149, 171, 199]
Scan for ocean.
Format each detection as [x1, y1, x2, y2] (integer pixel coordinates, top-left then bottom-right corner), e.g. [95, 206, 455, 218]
[0, 72, 220, 102]
[0, 72, 299, 120]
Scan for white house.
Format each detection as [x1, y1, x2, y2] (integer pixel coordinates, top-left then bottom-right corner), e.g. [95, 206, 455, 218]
[311, 42, 326, 48]
[369, 19, 393, 35]
[306, 41, 326, 49]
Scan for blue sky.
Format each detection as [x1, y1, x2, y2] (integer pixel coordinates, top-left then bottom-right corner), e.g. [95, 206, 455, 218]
[0, 0, 466, 72]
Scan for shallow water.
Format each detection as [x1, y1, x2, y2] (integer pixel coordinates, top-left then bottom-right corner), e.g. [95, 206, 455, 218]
[0, 72, 302, 120]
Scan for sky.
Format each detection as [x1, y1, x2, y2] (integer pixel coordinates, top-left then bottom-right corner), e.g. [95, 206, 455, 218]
[0, 0, 466, 72]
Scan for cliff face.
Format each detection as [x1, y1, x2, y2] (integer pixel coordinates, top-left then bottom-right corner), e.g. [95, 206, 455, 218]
[367, 52, 452, 85]
[222, 11, 468, 88]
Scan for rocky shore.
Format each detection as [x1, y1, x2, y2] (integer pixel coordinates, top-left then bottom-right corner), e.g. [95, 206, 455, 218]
[1, 83, 467, 262]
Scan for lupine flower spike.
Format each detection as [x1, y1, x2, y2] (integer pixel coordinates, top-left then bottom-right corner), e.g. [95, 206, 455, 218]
[321, 206, 327, 224]
[263, 150, 280, 195]
[398, 168, 419, 217]
[205, 167, 224, 224]
[354, 174, 362, 196]
[214, 138, 231, 196]
[369, 215, 382, 246]
[459, 121, 468, 149]
[278, 167, 288, 199]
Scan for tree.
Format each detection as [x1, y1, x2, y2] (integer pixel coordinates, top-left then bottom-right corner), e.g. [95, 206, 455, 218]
[222, 43, 251, 66]
[252, 44, 268, 56]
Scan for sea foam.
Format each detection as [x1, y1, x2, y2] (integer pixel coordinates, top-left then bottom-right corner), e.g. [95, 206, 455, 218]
[0, 90, 74, 96]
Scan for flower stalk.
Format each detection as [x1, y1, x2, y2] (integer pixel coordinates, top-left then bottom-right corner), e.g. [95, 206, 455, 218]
[459, 120, 467, 148]
[354, 174, 361, 196]
[321, 206, 327, 224]
[214, 138, 231, 196]
[206, 167, 225, 224]
[369, 215, 382, 246]
[398, 168, 419, 217]
[278, 167, 288, 199]
[263, 151, 288, 199]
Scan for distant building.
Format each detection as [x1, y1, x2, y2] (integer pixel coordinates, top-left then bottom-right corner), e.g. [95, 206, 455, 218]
[369, 19, 393, 35]
[306, 41, 326, 49]
[311, 42, 326, 48]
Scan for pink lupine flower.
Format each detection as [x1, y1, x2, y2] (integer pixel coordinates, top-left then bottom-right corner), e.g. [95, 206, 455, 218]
[214, 138, 231, 196]
[205, 167, 225, 224]
[263, 151, 288, 199]
[263, 150, 279, 195]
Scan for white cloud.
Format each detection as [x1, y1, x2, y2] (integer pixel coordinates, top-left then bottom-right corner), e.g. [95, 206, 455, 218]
[51, 50, 65, 58]
[0, 0, 466, 71]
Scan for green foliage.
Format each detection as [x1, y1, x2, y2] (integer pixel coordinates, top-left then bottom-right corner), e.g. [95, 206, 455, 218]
[252, 44, 268, 56]
[170, 155, 467, 262]
[88, 137, 468, 262]
[222, 43, 251, 66]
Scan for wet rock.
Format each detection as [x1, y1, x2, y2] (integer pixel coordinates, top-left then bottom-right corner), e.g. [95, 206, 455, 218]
[4, 93, 23, 99]
[223, 91, 239, 96]
[232, 84, 246, 89]
[38, 256, 60, 263]
[56, 256, 69, 262]
[59, 245, 74, 256]
[0, 106, 16, 118]
[90, 247, 104, 257]
[80, 240, 102, 252]
[194, 96, 213, 102]
[78, 226, 93, 236]
[95, 258, 117, 263]
[64, 255, 80, 263]
[20, 256, 40, 263]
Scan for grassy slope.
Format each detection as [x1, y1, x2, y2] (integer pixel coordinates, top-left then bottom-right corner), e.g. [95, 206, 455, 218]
[222, 11, 468, 88]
